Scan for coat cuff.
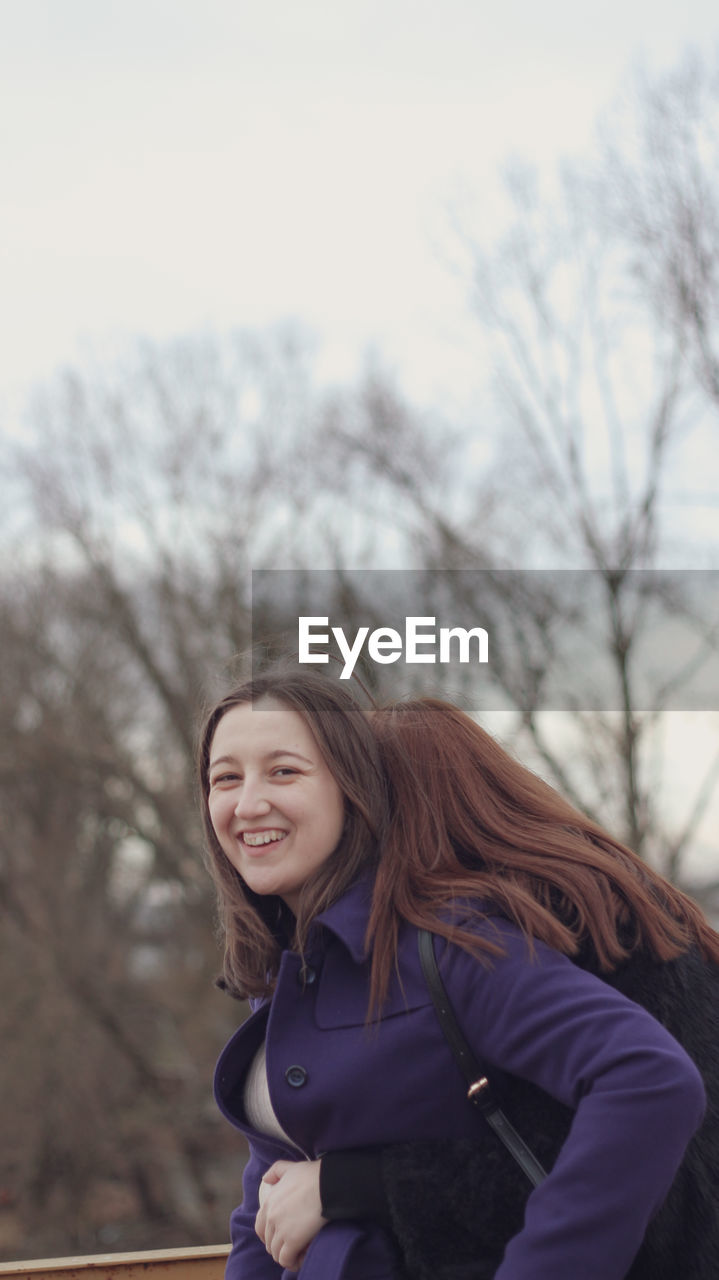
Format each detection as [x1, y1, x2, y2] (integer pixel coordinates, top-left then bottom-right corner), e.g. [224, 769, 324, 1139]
[320, 1147, 393, 1227]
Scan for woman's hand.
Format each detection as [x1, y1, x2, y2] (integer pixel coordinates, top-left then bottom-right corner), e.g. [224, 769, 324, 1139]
[255, 1158, 327, 1271]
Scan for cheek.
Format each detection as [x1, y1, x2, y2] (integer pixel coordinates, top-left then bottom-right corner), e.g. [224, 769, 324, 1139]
[207, 793, 231, 837]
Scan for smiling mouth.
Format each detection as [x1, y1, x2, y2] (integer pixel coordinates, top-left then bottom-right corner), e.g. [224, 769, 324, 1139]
[241, 830, 287, 847]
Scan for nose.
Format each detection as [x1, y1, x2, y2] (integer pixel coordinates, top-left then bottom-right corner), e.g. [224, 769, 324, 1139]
[233, 776, 271, 820]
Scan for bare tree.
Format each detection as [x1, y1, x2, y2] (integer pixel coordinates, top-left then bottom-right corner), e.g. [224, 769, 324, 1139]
[0, 325, 331, 1258]
[315, 89, 719, 897]
[602, 52, 719, 408]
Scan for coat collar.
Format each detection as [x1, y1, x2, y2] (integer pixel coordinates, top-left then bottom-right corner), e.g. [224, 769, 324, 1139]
[311, 872, 375, 964]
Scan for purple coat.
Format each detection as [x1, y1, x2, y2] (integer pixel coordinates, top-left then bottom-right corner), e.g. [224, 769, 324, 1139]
[214, 877, 706, 1280]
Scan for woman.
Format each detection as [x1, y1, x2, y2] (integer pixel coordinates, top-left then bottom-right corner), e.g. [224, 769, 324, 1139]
[199, 671, 716, 1280]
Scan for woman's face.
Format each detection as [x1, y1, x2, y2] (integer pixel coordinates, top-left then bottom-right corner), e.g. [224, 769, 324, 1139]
[207, 699, 346, 913]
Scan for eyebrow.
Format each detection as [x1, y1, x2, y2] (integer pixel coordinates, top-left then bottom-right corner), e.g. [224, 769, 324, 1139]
[209, 749, 314, 770]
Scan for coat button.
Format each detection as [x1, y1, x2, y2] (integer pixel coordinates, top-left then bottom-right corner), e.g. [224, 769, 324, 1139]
[298, 965, 317, 986]
[285, 1065, 308, 1089]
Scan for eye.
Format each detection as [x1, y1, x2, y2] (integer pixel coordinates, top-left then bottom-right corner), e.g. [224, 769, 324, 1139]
[271, 766, 299, 778]
[210, 771, 241, 787]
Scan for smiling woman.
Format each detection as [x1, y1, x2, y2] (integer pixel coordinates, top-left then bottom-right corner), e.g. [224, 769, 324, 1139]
[197, 665, 719, 1280]
[206, 701, 346, 914]
[197, 668, 387, 1007]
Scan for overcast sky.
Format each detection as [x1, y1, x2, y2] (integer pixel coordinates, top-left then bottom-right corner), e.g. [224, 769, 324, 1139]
[2, 2, 718, 877]
[2, 0, 719, 412]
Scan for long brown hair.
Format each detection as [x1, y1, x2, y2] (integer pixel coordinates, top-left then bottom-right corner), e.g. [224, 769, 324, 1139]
[197, 667, 387, 998]
[366, 697, 719, 1014]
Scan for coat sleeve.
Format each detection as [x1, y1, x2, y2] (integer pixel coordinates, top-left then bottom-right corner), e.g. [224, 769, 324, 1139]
[441, 922, 706, 1280]
[224, 1144, 284, 1280]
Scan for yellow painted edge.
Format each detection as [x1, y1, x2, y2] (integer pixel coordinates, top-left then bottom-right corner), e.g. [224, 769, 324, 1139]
[0, 1245, 230, 1277]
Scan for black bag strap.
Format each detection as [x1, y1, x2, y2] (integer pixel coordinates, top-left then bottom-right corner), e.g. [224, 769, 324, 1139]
[418, 928, 547, 1189]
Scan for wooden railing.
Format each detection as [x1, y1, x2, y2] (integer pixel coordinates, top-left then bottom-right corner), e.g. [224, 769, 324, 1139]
[0, 1245, 231, 1280]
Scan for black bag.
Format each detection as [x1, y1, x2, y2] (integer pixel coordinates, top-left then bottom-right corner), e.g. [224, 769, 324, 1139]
[381, 941, 719, 1280]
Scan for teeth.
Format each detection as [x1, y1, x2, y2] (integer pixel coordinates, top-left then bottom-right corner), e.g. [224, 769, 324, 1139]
[242, 830, 286, 847]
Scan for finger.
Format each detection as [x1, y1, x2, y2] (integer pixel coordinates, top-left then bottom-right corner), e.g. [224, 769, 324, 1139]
[278, 1241, 302, 1271]
[268, 1229, 284, 1264]
[254, 1204, 268, 1245]
[263, 1159, 291, 1185]
[263, 1220, 277, 1258]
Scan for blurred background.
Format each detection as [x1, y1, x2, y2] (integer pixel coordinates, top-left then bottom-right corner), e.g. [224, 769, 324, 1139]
[1, 0, 718, 1261]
